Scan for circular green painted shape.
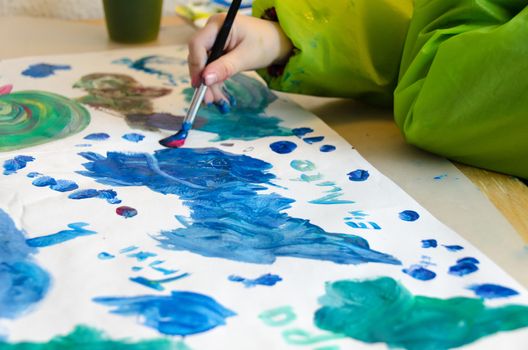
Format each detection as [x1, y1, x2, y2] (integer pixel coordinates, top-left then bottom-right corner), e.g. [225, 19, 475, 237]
[0, 90, 90, 151]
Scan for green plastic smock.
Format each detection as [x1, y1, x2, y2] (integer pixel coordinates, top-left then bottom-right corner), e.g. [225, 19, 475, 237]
[252, 0, 528, 178]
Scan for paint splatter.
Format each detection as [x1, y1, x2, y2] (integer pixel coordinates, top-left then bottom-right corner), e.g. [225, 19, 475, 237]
[347, 169, 369, 182]
[399, 210, 420, 222]
[320, 145, 336, 152]
[122, 133, 145, 143]
[228, 273, 282, 288]
[2, 155, 34, 175]
[116, 206, 138, 218]
[0, 325, 177, 349]
[468, 284, 520, 299]
[0, 90, 90, 152]
[68, 189, 121, 204]
[77, 148, 399, 266]
[98, 252, 115, 260]
[269, 141, 297, 154]
[0, 209, 50, 319]
[84, 133, 110, 141]
[129, 273, 190, 291]
[421, 239, 437, 248]
[21, 63, 71, 78]
[291, 127, 313, 138]
[443, 244, 464, 252]
[26, 223, 96, 248]
[402, 265, 436, 281]
[303, 136, 324, 144]
[315, 277, 528, 349]
[0, 84, 13, 95]
[93, 291, 236, 336]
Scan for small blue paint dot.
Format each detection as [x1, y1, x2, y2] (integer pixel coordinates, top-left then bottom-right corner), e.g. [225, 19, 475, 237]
[449, 262, 479, 276]
[122, 133, 145, 143]
[270, 141, 297, 154]
[98, 252, 115, 260]
[32, 176, 57, 187]
[468, 284, 519, 299]
[320, 145, 336, 153]
[421, 239, 438, 248]
[399, 210, 420, 222]
[403, 265, 436, 281]
[303, 136, 325, 144]
[443, 244, 464, 252]
[84, 133, 110, 141]
[292, 127, 313, 138]
[457, 257, 479, 265]
[348, 169, 370, 182]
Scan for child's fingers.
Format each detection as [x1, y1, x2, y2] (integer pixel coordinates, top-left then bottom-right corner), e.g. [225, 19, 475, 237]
[201, 50, 244, 87]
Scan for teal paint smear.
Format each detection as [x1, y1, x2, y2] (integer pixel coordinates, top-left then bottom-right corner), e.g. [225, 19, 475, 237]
[182, 74, 293, 141]
[0, 325, 178, 349]
[315, 277, 528, 350]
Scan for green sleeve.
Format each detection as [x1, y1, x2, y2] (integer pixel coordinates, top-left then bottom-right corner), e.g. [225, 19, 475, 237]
[252, 0, 413, 106]
[394, 0, 528, 178]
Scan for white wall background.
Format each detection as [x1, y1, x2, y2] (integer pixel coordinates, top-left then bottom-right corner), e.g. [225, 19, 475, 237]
[0, 0, 182, 19]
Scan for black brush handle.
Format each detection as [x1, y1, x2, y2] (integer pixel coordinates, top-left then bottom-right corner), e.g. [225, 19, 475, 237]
[205, 0, 242, 65]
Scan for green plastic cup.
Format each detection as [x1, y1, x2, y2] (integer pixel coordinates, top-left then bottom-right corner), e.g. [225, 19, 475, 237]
[103, 0, 163, 43]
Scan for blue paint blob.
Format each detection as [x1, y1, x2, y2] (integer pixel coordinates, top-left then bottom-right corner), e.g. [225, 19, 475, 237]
[421, 239, 438, 248]
[98, 252, 115, 260]
[228, 273, 282, 288]
[68, 189, 121, 204]
[468, 284, 519, 299]
[269, 141, 297, 154]
[26, 223, 96, 248]
[32, 176, 57, 187]
[3, 155, 35, 175]
[291, 127, 314, 138]
[84, 133, 110, 141]
[402, 265, 437, 281]
[443, 245, 464, 252]
[116, 206, 138, 218]
[449, 262, 479, 277]
[131, 266, 143, 272]
[93, 291, 236, 336]
[50, 179, 79, 192]
[21, 63, 70, 78]
[457, 257, 480, 265]
[77, 148, 400, 266]
[348, 169, 370, 182]
[303, 136, 325, 144]
[128, 251, 157, 262]
[399, 210, 420, 222]
[122, 133, 145, 143]
[0, 209, 50, 319]
[320, 145, 336, 152]
[26, 172, 42, 178]
[215, 99, 230, 114]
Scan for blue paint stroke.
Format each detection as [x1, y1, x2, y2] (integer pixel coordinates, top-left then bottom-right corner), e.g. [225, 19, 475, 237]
[129, 273, 190, 291]
[468, 284, 520, 299]
[77, 148, 400, 266]
[421, 239, 438, 248]
[434, 173, 448, 180]
[348, 169, 370, 182]
[399, 210, 420, 222]
[50, 179, 79, 192]
[228, 273, 282, 288]
[149, 261, 177, 275]
[3, 155, 35, 175]
[132, 266, 143, 272]
[320, 145, 336, 152]
[270, 141, 297, 154]
[120, 246, 139, 254]
[26, 223, 96, 248]
[68, 189, 121, 204]
[0, 209, 50, 319]
[93, 291, 236, 336]
[27, 172, 42, 178]
[443, 245, 464, 252]
[291, 127, 313, 138]
[457, 257, 479, 265]
[303, 136, 325, 144]
[32, 176, 56, 187]
[402, 265, 436, 281]
[84, 133, 110, 141]
[98, 252, 115, 260]
[21, 63, 70, 78]
[127, 251, 157, 262]
[449, 260, 479, 277]
[114, 56, 184, 86]
[122, 133, 145, 143]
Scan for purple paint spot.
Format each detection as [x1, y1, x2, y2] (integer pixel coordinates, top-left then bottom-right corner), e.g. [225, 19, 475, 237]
[116, 206, 138, 218]
[228, 273, 282, 288]
[320, 145, 336, 152]
[468, 284, 519, 299]
[32, 176, 57, 187]
[21, 63, 71, 78]
[50, 179, 79, 192]
[421, 239, 438, 248]
[399, 210, 420, 222]
[3, 155, 35, 175]
[220, 143, 234, 147]
[402, 265, 436, 281]
[84, 133, 110, 141]
[443, 245, 464, 252]
[269, 141, 297, 154]
[98, 252, 115, 260]
[303, 136, 325, 144]
[292, 127, 314, 138]
[122, 133, 145, 143]
[348, 169, 370, 182]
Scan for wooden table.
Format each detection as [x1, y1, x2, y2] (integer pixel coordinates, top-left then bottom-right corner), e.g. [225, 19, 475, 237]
[1, 15, 527, 286]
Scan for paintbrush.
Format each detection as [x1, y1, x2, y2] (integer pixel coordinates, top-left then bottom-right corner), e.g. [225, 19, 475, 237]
[159, 0, 242, 148]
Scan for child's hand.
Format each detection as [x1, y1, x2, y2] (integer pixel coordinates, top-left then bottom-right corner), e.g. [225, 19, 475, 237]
[188, 14, 292, 105]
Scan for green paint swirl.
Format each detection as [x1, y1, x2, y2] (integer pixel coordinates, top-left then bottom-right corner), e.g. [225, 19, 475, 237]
[315, 277, 528, 350]
[0, 91, 90, 152]
[0, 325, 179, 349]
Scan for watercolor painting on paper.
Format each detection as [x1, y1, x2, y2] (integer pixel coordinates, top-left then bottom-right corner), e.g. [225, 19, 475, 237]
[0, 46, 527, 349]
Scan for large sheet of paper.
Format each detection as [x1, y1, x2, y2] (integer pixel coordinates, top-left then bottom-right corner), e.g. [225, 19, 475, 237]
[0, 46, 527, 349]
